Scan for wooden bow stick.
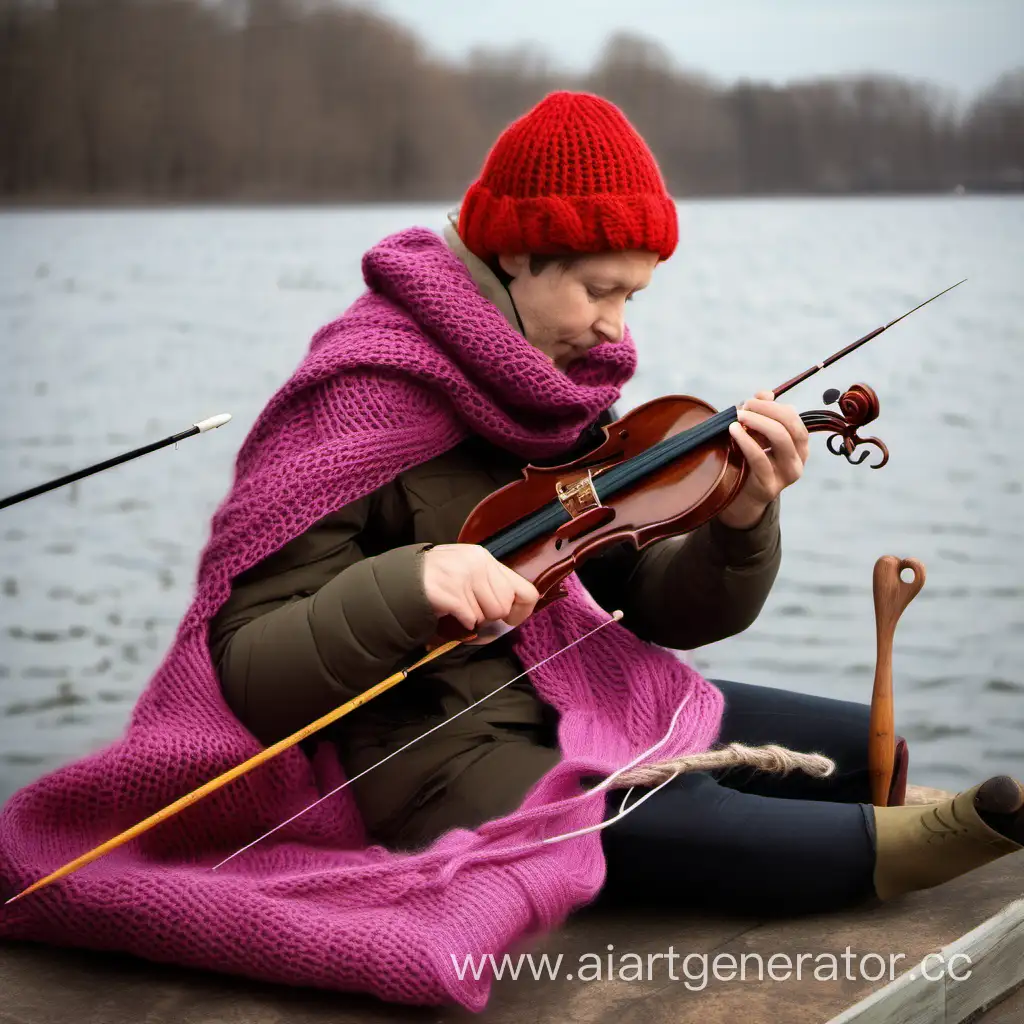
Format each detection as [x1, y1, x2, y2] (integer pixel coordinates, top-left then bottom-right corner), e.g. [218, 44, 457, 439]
[3, 635, 469, 905]
[3, 610, 626, 906]
[868, 554, 926, 806]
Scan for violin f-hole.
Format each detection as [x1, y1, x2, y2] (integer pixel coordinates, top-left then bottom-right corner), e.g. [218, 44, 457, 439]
[554, 505, 617, 544]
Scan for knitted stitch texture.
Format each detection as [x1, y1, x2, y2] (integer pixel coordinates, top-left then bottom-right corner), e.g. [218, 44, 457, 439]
[0, 227, 723, 1011]
[459, 91, 678, 261]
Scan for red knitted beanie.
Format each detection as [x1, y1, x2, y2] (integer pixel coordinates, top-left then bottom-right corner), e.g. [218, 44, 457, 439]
[458, 91, 678, 262]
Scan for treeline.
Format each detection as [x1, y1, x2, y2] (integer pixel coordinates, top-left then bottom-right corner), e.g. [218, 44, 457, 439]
[2, 0, 1022, 202]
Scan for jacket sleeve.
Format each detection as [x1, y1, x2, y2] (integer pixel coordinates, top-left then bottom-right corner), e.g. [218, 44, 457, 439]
[209, 493, 439, 747]
[575, 498, 781, 650]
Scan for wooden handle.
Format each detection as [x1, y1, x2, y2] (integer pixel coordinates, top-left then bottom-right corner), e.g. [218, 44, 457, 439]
[869, 555, 926, 805]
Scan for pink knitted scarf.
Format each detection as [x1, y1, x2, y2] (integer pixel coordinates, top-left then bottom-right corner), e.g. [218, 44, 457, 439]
[0, 227, 724, 1010]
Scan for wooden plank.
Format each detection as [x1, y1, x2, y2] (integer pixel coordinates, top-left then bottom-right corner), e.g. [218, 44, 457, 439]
[942, 899, 1024, 1024]
[820, 966, 942, 1024]
[825, 899, 1024, 1024]
[973, 979, 1024, 1022]
[2, 856, 1021, 1024]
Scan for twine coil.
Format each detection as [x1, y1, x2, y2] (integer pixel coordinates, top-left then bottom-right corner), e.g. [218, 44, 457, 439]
[613, 742, 836, 788]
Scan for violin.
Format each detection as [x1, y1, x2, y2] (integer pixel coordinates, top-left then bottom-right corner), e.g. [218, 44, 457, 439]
[429, 382, 887, 647]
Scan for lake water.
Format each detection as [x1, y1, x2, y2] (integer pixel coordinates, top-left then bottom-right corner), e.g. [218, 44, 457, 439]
[0, 197, 1021, 803]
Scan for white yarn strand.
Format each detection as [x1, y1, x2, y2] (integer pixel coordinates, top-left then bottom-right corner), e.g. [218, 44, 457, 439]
[212, 607, 837, 871]
[211, 611, 626, 871]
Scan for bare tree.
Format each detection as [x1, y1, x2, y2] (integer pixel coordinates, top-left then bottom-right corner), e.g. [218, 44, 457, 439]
[0, 0, 1019, 201]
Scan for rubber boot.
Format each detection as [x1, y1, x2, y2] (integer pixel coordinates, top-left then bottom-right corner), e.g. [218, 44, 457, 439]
[873, 775, 1024, 900]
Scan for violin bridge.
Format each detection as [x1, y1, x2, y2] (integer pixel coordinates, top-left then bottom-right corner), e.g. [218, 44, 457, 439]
[555, 469, 601, 518]
[553, 471, 616, 543]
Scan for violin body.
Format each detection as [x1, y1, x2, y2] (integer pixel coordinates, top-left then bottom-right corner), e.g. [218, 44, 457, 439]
[458, 394, 747, 601]
[426, 382, 887, 647]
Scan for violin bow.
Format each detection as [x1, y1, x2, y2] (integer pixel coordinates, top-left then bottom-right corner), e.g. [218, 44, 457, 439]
[4, 613, 625, 905]
[868, 555, 925, 805]
[771, 279, 966, 399]
[3, 635, 467, 905]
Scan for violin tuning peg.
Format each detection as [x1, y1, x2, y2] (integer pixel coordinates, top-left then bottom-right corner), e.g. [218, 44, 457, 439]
[822, 388, 841, 406]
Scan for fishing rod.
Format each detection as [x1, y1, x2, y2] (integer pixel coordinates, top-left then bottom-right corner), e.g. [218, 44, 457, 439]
[0, 414, 233, 510]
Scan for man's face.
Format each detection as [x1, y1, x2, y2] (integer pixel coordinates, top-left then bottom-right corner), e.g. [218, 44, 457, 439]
[498, 250, 659, 370]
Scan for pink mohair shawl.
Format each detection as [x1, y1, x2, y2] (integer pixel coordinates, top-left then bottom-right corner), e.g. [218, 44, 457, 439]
[0, 227, 725, 1010]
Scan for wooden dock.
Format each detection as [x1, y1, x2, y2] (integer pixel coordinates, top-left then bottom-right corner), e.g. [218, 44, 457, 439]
[826, 895, 1024, 1023]
[2, 849, 1021, 1024]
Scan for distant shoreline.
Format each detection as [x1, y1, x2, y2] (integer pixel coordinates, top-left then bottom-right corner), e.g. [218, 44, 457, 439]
[6, 0, 1020, 206]
[2, 187, 1021, 214]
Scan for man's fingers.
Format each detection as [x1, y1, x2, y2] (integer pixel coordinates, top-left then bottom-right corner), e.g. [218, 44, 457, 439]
[742, 398, 809, 452]
[459, 584, 486, 631]
[423, 544, 540, 633]
[503, 595, 534, 628]
[474, 573, 516, 624]
[740, 391, 775, 411]
[735, 415, 804, 486]
[729, 421, 775, 485]
[468, 564, 539, 630]
[500, 567, 540, 626]
[435, 587, 481, 632]
[738, 409, 795, 452]
[737, 408, 804, 468]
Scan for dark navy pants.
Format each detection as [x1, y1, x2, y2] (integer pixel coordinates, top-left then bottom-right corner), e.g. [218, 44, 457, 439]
[596, 680, 879, 916]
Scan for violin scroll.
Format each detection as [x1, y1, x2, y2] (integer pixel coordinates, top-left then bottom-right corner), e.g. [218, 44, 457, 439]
[801, 383, 889, 469]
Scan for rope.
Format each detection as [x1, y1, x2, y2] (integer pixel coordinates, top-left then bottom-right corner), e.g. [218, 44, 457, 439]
[613, 742, 836, 788]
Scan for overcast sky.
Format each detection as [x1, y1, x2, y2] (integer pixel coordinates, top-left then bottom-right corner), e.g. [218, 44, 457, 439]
[362, 0, 1023, 104]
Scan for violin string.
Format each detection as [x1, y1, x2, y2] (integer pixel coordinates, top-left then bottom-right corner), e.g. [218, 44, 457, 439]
[209, 610, 624, 871]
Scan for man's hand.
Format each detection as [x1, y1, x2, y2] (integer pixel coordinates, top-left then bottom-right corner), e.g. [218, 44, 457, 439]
[719, 391, 810, 529]
[421, 543, 540, 644]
